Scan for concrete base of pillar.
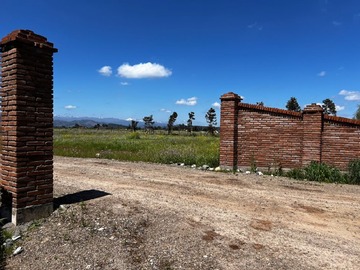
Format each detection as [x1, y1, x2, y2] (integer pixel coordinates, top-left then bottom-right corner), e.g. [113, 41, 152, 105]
[12, 203, 53, 225]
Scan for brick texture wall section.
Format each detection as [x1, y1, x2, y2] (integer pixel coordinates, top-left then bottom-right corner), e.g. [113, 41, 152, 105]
[302, 104, 324, 167]
[0, 30, 57, 225]
[220, 92, 360, 171]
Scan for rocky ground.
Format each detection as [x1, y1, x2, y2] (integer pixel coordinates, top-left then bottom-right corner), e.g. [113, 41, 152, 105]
[4, 156, 360, 269]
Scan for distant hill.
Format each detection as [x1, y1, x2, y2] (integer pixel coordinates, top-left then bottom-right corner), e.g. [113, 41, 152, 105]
[54, 116, 166, 128]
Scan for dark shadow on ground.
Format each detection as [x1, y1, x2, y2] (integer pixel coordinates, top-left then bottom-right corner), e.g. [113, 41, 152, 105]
[53, 189, 111, 210]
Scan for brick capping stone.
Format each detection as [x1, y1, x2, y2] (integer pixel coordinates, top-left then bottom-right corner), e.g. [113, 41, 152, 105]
[239, 103, 302, 117]
[324, 114, 360, 126]
[303, 103, 323, 113]
[0, 29, 58, 52]
[220, 92, 360, 171]
[0, 30, 57, 225]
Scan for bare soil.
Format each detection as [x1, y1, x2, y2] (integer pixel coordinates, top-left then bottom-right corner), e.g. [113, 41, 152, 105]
[6, 156, 360, 269]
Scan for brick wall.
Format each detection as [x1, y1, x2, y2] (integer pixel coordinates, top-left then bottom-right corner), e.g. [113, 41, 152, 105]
[0, 30, 57, 225]
[220, 92, 360, 171]
[322, 115, 360, 169]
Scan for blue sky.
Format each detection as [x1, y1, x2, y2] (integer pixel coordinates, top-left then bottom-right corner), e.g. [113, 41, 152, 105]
[1, 0, 360, 125]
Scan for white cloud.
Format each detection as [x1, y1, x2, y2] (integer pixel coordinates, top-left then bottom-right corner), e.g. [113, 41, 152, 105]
[120, 82, 129, 86]
[247, 22, 263, 31]
[332, 21, 342, 26]
[98, 66, 112, 77]
[336, 105, 345, 111]
[126, 118, 136, 121]
[175, 97, 197, 106]
[65, 105, 77, 110]
[161, 108, 171, 113]
[317, 71, 326, 77]
[117, 62, 172, 79]
[339, 89, 360, 101]
[212, 102, 221, 108]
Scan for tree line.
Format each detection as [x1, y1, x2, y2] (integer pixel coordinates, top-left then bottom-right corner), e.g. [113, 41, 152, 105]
[285, 97, 337, 115]
[287, 97, 360, 120]
[131, 107, 218, 135]
[71, 97, 360, 130]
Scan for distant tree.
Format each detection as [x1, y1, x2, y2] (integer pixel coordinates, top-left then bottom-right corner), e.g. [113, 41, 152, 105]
[205, 107, 217, 135]
[130, 120, 138, 132]
[167, 112, 178, 134]
[354, 104, 360, 120]
[177, 124, 187, 131]
[187, 112, 195, 133]
[256, 101, 264, 106]
[143, 115, 155, 133]
[322, 98, 337, 116]
[286, 97, 301, 112]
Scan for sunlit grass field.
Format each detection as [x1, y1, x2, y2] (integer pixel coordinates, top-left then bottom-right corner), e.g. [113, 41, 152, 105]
[54, 128, 220, 167]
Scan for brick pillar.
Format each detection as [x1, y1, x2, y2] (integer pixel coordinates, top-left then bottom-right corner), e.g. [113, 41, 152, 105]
[220, 92, 242, 170]
[302, 103, 323, 167]
[0, 30, 57, 225]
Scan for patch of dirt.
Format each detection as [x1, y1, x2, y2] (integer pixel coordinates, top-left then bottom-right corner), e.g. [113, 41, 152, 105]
[5, 156, 360, 269]
[250, 219, 272, 231]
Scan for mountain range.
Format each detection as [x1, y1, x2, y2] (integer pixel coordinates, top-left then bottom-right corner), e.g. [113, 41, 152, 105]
[54, 116, 167, 128]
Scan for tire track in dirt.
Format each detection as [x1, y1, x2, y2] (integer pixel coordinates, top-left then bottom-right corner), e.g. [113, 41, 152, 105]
[51, 157, 360, 269]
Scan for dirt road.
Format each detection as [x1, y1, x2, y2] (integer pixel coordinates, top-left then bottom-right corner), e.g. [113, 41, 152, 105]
[7, 157, 360, 269]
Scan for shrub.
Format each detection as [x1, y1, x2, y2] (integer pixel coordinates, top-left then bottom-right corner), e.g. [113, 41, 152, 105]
[347, 159, 360, 185]
[286, 168, 305, 180]
[304, 161, 345, 183]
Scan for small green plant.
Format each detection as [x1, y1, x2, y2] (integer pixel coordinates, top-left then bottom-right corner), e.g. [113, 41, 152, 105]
[63, 233, 71, 242]
[80, 201, 87, 211]
[0, 227, 6, 269]
[267, 160, 284, 176]
[80, 216, 89, 228]
[250, 155, 257, 173]
[347, 159, 360, 185]
[1, 227, 15, 258]
[28, 219, 42, 231]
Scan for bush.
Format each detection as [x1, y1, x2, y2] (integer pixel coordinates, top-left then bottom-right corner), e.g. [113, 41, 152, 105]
[304, 161, 345, 183]
[347, 159, 360, 185]
[286, 168, 305, 180]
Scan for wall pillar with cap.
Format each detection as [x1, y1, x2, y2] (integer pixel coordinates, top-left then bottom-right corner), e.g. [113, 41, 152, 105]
[0, 30, 57, 225]
[219, 92, 242, 170]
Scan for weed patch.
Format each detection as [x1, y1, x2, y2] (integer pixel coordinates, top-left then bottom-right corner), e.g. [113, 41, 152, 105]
[54, 129, 219, 167]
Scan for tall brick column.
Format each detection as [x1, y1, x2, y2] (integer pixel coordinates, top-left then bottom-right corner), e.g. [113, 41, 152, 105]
[302, 103, 323, 167]
[220, 92, 242, 170]
[0, 30, 57, 225]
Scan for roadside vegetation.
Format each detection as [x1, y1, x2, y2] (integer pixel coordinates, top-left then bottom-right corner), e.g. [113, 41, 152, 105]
[269, 160, 360, 185]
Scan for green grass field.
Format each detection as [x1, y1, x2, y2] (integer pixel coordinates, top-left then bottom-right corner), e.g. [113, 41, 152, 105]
[54, 128, 220, 167]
